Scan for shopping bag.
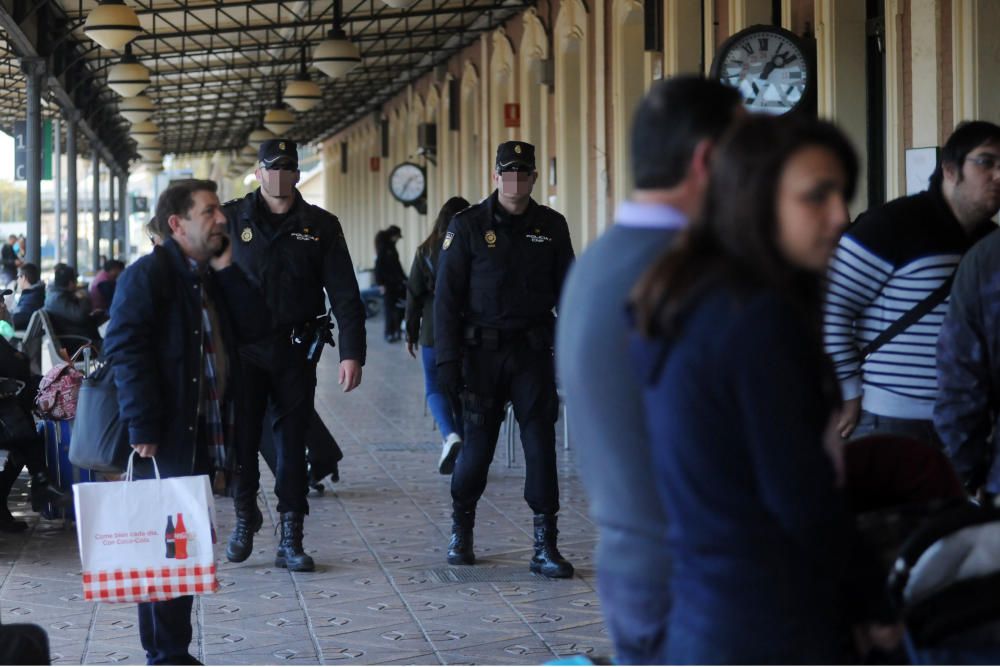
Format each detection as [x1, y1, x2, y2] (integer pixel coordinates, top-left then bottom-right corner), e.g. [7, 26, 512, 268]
[72, 452, 219, 603]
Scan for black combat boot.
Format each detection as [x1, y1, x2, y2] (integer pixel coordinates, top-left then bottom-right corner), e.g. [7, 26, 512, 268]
[29, 471, 67, 513]
[529, 514, 574, 579]
[447, 509, 476, 565]
[276, 512, 315, 572]
[226, 503, 263, 563]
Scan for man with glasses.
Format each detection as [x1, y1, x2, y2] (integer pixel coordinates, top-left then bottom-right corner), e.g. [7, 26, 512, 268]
[824, 121, 1000, 447]
[222, 139, 367, 571]
[435, 141, 576, 578]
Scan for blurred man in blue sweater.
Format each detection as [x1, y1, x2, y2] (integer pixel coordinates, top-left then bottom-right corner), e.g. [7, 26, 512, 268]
[555, 76, 741, 665]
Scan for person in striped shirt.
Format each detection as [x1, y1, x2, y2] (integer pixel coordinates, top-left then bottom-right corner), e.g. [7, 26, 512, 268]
[824, 121, 1000, 445]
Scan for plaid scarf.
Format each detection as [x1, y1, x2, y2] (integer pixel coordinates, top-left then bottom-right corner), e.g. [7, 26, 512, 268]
[200, 294, 228, 469]
[188, 258, 230, 470]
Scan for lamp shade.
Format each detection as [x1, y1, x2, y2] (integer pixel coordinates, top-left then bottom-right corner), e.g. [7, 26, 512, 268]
[381, 0, 417, 7]
[130, 120, 159, 145]
[119, 94, 155, 123]
[138, 147, 162, 163]
[284, 78, 322, 112]
[313, 30, 361, 79]
[107, 58, 151, 97]
[83, 0, 143, 51]
[263, 107, 296, 135]
[241, 144, 258, 161]
[248, 127, 276, 148]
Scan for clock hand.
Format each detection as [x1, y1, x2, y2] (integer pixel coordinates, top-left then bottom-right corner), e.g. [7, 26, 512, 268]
[760, 49, 791, 80]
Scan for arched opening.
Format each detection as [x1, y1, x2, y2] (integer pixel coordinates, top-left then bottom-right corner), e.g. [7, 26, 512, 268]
[520, 8, 550, 202]
[555, 0, 590, 249]
[612, 0, 645, 206]
[460, 63, 483, 202]
[490, 29, 517, 158]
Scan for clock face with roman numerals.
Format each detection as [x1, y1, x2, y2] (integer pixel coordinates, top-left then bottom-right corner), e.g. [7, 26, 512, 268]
[710, 25, 810, 115]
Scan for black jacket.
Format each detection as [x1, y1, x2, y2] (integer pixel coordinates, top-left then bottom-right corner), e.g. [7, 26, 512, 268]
[434, 191, 575, 364]
[375, 242, 406, 290]
[12, 283, 45, 330]
[103, 240, 270, 478]
[405, 245, 437, 347]
[44, 286, 101, 350]
[223, 188, 367, 366]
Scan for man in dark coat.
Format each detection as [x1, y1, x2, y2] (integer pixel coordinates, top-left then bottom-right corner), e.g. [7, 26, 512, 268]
[11, 262, 44, 330]
[103, 179, 269, 665]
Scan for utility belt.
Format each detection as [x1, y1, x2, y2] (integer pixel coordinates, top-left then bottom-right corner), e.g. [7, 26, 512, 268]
[463, 324, 552, 351]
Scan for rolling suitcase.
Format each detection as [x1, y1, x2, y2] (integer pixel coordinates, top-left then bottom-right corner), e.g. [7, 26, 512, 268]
[39, 419, 96, 520]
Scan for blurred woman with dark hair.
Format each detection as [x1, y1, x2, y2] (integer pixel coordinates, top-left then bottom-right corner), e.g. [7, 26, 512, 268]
[406, 197, 471, 474]
[630, 113, 859, 663]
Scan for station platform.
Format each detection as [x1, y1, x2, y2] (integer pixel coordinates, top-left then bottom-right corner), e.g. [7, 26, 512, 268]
[0, 324, 610, 665]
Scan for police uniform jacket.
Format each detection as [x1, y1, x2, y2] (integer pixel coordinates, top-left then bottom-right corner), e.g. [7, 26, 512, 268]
[434, 191, 575, 365]
[223, 188, 367, 366]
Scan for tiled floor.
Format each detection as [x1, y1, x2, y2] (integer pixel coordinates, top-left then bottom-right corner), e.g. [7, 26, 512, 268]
[0, 323, 609, 665]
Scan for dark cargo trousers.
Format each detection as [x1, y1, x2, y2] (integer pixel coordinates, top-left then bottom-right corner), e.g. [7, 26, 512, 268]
[451, 340, 560, 515]
[235, 359, 317, 515]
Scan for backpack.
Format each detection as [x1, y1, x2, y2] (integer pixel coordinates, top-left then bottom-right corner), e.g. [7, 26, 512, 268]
[34, 347, 89, 420]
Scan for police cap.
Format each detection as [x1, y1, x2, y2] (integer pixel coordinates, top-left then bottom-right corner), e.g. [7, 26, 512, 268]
[259, 139, 299, 169]
[495, 141, 535, 172]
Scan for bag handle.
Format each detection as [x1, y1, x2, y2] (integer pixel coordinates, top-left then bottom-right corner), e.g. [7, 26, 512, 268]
[125, 450, 161, 482]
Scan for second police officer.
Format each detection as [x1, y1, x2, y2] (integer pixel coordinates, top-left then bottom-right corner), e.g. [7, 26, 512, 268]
[223, 139, 367, 571]
[435, 141, 576, 578]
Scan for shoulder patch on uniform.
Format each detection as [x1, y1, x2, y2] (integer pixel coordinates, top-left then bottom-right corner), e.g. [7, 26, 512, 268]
[443, 231, 455, 250]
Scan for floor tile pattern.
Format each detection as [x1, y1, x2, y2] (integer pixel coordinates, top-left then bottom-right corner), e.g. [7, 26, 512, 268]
[0, 323, 609, 664]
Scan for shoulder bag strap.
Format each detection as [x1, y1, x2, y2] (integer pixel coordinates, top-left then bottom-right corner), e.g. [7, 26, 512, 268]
[859, 275, 955, 359]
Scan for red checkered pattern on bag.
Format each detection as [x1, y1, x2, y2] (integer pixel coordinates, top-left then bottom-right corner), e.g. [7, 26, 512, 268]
[81, 564, 218, 602]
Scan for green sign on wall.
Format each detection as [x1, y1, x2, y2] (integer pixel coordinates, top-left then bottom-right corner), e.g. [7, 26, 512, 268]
[13, 119, 54, 181]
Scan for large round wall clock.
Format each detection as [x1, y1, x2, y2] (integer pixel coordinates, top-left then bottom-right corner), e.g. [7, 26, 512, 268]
[709, 24, 813, 115]
[388, 162, 427, 205]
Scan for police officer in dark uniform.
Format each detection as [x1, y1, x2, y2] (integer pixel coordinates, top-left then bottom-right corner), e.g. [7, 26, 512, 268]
[435, 141, 575, 578]
[223, 139, 367, 571]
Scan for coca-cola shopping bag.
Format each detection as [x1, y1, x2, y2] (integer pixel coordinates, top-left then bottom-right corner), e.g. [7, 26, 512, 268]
[72, 452, 219, 603]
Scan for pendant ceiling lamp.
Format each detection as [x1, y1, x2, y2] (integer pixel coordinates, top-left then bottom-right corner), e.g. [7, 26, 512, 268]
[119, 94, 155, 123]
[313, 0, 361, 79]
[138, 147, 162, 163]
[240, 143, 258, 161]
[263, 83, 296, 135]
[107, 46, 151, 97]
[248, 126, 276, 149]
[381, 0, 417, 8]
[284, 48, 323, 112]
[130, 120, 159, 146]
[84, 0, 143, 51]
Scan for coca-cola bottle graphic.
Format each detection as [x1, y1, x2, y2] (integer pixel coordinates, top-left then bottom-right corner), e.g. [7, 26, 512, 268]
[165, 516, 176, 559]
[174, 513, 188, 560]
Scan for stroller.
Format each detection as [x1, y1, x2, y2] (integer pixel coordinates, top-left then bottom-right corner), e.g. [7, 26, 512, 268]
[847, 435, 1000, 664]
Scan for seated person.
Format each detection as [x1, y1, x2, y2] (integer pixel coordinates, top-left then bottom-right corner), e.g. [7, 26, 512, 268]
[88, 259, 124, 315]
[43, 263, 101, 356]
[11, 263, 45, 331]
[0, 336, 64, 532]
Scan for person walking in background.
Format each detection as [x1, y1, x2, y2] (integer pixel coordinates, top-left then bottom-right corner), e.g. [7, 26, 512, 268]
[825, 121, 1000, 446]
[556, 76, 742, 665]
[375, 224, 407, 342]
[630, 114, 859, 663]
[435, 141, 576, 578]
[103, 179, 269, 665]
[406, 196, 470, 474]
[1, 235, 20, 285]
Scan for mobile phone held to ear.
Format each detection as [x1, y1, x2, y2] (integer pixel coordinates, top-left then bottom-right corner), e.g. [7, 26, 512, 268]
[215, 235, 230, 258]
